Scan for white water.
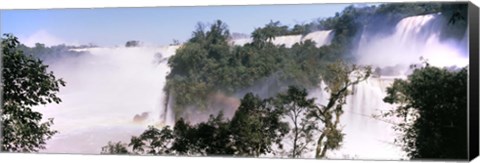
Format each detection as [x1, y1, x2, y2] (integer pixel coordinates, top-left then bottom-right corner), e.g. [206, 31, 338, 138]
[356, 13, 468, 71]
[327, 77, 406, 160]
[268, 13, 467, 160]
[320, 13, 468, 160]
[34, 45, 179, 154]
[31, 13, 467, 159]
[230, 30, 334, 48]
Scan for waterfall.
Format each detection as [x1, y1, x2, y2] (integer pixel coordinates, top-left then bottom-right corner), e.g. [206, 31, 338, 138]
[321, 13, 467, 159]
[302, 30, 335, 47]
[327, 77, 405, 160]
[164, 91, 176, 127]
[356, 13, 468, 72]
[271, 35, 303, 48]
[30, 13, 467, 157]
[230, 30, 334, 48]
[34, 45, 179, 154]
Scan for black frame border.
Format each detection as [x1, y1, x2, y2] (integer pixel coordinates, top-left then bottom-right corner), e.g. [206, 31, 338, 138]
[468, 1, 479, 161]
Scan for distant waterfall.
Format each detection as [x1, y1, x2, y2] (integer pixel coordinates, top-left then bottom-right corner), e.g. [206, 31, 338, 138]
[356, 13, 468, 71]
[33, 13, 468, 157]
[230, 30, 335, 48]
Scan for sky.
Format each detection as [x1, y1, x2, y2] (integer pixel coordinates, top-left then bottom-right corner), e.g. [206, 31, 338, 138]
[0, 3, 357, 47]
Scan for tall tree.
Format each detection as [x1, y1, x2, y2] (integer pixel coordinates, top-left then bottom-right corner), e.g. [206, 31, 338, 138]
[199, 112, 234, 155]
[308, 61, 371, 158]
[1, 34, 66, 152]
[382, 63, 467, 160]
[170, 118, 198, 155]
[101, 141, 130, 154]
[128, 126, 174, 155]
[275, 86, 318, 158]
[229, 93, 289, 157]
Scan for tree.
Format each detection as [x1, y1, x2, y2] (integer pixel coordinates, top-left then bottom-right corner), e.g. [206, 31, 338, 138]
[193, 112, 234, 156]
[101, 141, 130, 154]
[128, 126, 174, 155]
[308, 61, 371, 158]
[1, 34, 66, 152]
[251, 20, 290, 47]
[104, 113, 234, 156]
[125, 40, 140, 47]
[170, 118, 198, 155]
[275, 86, 318, 158]
[229, 93, 289, 157]
[382, 63, 467, 160]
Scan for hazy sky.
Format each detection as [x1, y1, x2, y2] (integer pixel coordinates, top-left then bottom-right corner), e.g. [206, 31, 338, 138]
[0, 3, 357, 47]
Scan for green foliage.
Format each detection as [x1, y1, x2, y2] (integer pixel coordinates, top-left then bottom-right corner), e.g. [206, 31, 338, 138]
[129, 126, 174, 155]
[166, 20, 232, 112]
[102, 93, 289, 157]
[251, 21, 289, 45]
[1, 34, 65, 152]
[170, 118, 198, 155]
[308, 61, 371, 158]
[100, 2, 468, 159]
[194, 112, 234, 155]
[122, 114, 234, 156]
[440, 3, 468, 41]
[165, 3, 467, 119]
[230, 93, 289, 157]
[17, 43, 86, 64]
[125, 40, 140, 47]
[103, 60, 373, 158]
[101, 141, 130, 154]
[275, 86, 318, 158]
[166, 20, 329, 117]
[373, 3, 441, 24]
[383, 64, 467, 160]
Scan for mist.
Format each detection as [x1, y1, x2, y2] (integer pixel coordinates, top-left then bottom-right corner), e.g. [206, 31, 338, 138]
[32, 45, 179, 153]
[354, 13, 468, 74]
[23, 9, 469, 159]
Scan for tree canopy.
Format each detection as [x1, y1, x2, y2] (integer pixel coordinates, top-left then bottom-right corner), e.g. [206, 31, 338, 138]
[1, 34, 65, 152]
[382, 63, 468, 160]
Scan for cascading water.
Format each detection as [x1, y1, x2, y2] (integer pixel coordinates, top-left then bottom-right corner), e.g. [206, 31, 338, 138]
[31, 12, 467, 157]
[325, 13, 468, 159]
[356, 13, 468, 70]
[302, 30, 335, 48]
[33, 45, 179, 154]
[230, 30, 335, 48]
[326, 77, 406, 159]
[271, 35, 303, 48]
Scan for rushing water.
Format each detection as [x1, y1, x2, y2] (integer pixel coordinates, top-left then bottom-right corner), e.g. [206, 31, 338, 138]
[323, 13, 468, 159]
[356, 13, 468, 70]
[230, 30, 334, 48]
[33, 13, 467, 158]
[33, 46, 178, 154]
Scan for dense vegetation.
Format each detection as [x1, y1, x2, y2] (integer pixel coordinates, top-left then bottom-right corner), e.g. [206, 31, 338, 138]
[16, 43, 87, 64]
[165, 3, 466, 119]
[102, 72, 370, 158]
[0, 2, 469, 160]
[382, 62, 468, 160]
[1, 34, 65, 152]
[101, 90, 289, 156]
[165, 20, 336, 116]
